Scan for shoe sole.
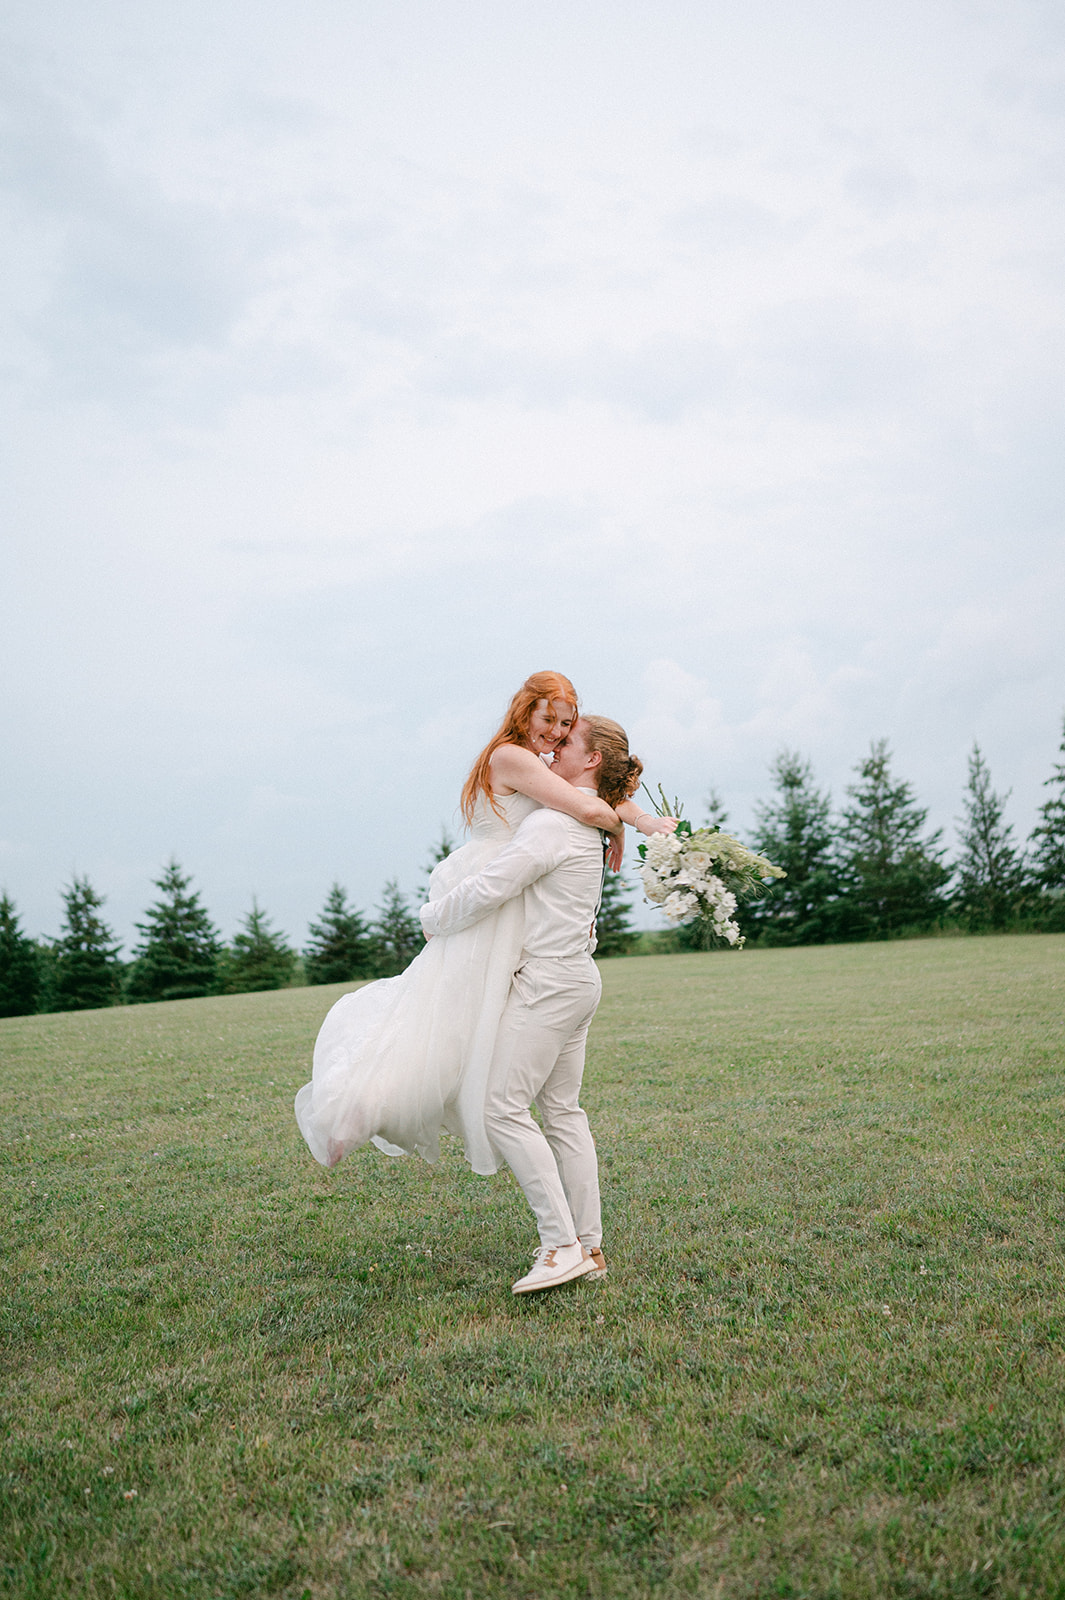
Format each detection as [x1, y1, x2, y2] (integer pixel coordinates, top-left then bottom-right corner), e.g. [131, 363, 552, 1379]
[512, 1256, 599, 1294]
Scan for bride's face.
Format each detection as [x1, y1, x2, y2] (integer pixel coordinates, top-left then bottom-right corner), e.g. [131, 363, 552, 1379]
[527, 698, 576, 755]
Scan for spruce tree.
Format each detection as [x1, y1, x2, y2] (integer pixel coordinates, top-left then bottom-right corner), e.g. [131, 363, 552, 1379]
[1028, 713, 1065, 929]
[304, 884, 374, 985]
[953, 744, 1025, 931]
[126, 859, 221, 1002]
[371, 880, 423, 976]
[702, 787, 730, 828]
[50, 875, 123, 1011]
[746, 750, 839, 945]
[0, 893, 41, 1017]
[836, 740, 950, 939]
[220, 899, 297, 993]
[595, 870, 637, 959]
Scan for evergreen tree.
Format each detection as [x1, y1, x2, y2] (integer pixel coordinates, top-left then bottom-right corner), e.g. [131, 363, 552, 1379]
[304, 883, 375, 985]
[32, 940, 57, 1014]
[745, 750, 840, 945]
[1028, 712, 1065, 929]
[126, 858, 221, 1002]
[371, 880, 423, 976]
[50, 875, 123, 1011]
[835, 740, 950, 939]
[595, 870, 637, 959]
[702, 787, 730, 828]
[0, 893, 41, 1017]
[220, 899, 297, 993]
[953, 744, 1026, 931]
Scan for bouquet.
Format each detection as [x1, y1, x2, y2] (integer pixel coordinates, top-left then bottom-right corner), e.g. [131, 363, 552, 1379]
[637, 787, 785, 949]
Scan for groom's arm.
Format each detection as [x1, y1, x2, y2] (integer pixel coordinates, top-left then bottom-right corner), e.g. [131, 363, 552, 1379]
[420, 811, 572, 939]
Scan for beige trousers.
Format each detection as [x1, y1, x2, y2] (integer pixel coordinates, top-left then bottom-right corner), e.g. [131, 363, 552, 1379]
[484, 953, 603, 1250]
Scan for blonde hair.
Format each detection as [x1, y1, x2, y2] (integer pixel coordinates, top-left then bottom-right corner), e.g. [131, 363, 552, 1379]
[581, 716, 644, 809]
[461, 671, 579, 824]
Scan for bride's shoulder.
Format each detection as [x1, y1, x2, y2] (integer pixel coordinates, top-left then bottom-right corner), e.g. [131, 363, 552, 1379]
[489, 742, 554, 784]
[489, 741, 546, 771]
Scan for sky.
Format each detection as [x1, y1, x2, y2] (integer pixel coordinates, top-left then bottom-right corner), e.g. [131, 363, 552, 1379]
[2, 0, 1063, 948]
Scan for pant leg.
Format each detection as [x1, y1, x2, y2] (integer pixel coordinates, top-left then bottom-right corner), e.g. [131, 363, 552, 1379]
[535, 1011, 602, 1250]
[484, 957, 602, 1249]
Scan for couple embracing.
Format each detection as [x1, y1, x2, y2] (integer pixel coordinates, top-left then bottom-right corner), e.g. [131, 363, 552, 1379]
[295, 672, 676, 1294]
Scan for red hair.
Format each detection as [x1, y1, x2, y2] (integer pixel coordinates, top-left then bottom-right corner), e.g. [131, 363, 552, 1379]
[461, 671, 579, 824]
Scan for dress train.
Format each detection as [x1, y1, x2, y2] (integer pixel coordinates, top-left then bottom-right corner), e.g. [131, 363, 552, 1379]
[294, 792, 538, 1175]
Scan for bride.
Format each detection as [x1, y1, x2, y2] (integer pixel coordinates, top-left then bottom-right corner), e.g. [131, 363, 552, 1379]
[294, 670, 675, 1175]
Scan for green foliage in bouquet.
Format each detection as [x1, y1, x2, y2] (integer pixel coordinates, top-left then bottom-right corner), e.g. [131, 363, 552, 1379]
[637, 786, 785, 949]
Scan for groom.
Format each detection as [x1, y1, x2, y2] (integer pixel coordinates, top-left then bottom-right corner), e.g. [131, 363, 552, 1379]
[420, 719, 611, 1294]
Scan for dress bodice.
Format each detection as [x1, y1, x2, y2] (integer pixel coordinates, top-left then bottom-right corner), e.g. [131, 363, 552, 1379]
[468, 790, 540, 842]
[426, 790, 541, 903]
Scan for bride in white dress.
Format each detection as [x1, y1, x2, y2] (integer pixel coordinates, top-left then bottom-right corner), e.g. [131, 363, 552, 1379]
[294, 671, 675, 1175]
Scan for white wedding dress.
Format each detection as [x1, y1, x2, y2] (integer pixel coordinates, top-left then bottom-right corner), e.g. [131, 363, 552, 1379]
[294, 791, 539, 1176]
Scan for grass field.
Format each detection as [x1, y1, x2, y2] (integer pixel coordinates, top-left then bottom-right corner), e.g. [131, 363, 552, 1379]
[2, 936, 1064, 1599]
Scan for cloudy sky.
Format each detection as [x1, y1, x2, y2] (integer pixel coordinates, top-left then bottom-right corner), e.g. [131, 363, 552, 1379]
[2, 0, 1063, 947]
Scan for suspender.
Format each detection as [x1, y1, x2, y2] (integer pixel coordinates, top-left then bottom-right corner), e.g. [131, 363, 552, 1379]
[592, 831, 610, 933]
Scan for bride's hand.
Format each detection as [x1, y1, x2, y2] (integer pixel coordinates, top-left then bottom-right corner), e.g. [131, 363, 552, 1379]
[636, 813, 679, 837]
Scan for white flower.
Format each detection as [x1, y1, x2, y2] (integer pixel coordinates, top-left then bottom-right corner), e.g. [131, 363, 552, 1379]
[641, 874, 668, 905]
[639, 800, 781, 943]
[662, 890, 699, 923]
[645, 833, 682, 870]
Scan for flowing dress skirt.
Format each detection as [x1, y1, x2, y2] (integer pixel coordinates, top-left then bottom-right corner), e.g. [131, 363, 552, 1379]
[294, 797, 535, 1176]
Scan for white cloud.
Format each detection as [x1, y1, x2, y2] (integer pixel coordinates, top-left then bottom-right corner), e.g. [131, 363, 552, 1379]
[1, 0, 1063, 948]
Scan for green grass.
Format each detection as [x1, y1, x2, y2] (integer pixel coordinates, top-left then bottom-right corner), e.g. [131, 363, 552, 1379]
[2, 935, 1064, 1599]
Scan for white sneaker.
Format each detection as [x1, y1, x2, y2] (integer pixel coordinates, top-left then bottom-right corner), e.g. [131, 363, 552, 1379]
[511, 1241, 598, 1295]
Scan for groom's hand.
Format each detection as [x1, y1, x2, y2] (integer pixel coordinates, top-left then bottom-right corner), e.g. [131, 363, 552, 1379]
[606, 831, 624, 873]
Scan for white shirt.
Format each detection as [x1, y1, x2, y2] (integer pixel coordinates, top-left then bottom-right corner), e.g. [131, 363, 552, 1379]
[420, 798, 605, 958]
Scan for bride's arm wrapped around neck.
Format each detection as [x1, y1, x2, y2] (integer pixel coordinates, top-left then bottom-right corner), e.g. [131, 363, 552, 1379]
[489, 744, 620, 832]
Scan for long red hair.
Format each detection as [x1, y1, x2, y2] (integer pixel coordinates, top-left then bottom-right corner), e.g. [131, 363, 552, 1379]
[461, 671, 579, 824]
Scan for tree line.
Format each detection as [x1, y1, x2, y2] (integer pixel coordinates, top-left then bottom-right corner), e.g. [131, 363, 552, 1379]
[678, 722, 1065, 949]
[0, 864, 434, 1018]
[2, 718, 1063, 1017]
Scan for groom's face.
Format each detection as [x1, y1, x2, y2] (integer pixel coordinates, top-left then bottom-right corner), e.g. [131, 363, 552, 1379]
[552, 721, 596, 786]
